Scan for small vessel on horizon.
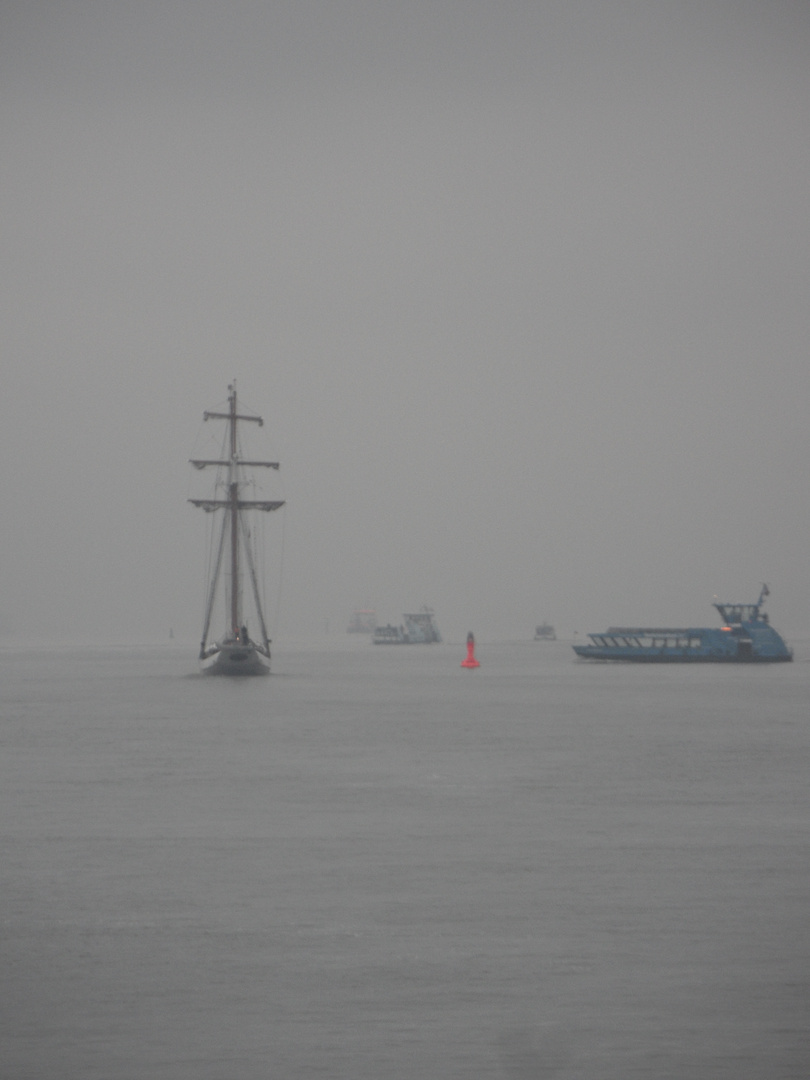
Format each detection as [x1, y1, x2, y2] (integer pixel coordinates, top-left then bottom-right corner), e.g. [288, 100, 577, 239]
[189, 383, 285, 675]
[347, 609, 377, 634]
[573, 585, 792, 663]
[373, 607, 442, 644]
[534, 622, 556, 641]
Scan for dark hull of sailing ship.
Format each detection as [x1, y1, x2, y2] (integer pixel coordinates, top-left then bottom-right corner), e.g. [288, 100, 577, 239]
[189, 384, 284, 676]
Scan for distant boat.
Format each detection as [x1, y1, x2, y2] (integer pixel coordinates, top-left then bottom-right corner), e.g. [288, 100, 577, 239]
[573, 585, 792, 663]
[347, 610, 377, 634]
[373, 607, 442, 644]
[534, 622, 556, 641]
[188, 383, 285, 675]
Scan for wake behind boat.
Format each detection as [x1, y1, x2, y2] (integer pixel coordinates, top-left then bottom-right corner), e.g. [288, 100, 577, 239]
[189, 383, 285, 675]
[573, 585, 792, 663]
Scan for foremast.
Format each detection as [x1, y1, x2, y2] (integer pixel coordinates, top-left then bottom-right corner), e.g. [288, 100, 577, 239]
[189, 383, 284, 660]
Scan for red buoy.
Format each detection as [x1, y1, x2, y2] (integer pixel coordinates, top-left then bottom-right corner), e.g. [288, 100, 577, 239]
[461, 631, 480, 668]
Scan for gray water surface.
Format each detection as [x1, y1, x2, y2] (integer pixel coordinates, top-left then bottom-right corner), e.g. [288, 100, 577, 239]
[2, 640, 808, 1078]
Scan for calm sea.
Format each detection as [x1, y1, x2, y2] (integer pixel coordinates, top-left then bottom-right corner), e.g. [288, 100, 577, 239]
[2, 638, 808, 1079]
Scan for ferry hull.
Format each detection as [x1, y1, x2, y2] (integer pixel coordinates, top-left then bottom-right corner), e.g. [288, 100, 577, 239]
[572, 646, 791, 663]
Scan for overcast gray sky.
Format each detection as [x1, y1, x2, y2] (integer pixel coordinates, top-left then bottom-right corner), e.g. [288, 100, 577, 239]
[1, 0, 809, 644]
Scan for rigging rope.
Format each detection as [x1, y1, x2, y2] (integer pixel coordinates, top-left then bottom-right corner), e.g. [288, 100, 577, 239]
[272, 504, 287, 640]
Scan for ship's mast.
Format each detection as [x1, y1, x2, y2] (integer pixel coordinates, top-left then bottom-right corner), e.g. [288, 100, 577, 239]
[189, 383, 284, 656]
[228, 385, 240, 637]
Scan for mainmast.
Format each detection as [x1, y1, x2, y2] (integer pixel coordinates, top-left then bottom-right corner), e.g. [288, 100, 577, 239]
[189, 383, 284, 657]
[228, 387, 240, 636]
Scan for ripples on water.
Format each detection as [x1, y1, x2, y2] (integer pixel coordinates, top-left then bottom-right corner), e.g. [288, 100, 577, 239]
[2, 640, 809, 1078]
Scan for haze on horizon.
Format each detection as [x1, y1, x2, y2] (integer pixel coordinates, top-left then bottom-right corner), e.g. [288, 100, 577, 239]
[1, 1, 808, 646]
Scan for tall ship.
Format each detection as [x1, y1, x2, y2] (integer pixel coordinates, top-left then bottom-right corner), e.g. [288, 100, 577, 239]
[573, 585, 792, 663]
[189, 383, 285, 675]
[373, 607, 442, 644]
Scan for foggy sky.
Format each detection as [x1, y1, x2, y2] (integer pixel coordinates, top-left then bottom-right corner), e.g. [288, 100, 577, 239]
[1, 1, 809, 644]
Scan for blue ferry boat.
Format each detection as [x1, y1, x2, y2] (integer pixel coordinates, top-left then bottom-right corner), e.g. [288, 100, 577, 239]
[573, 586, 792, 663]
